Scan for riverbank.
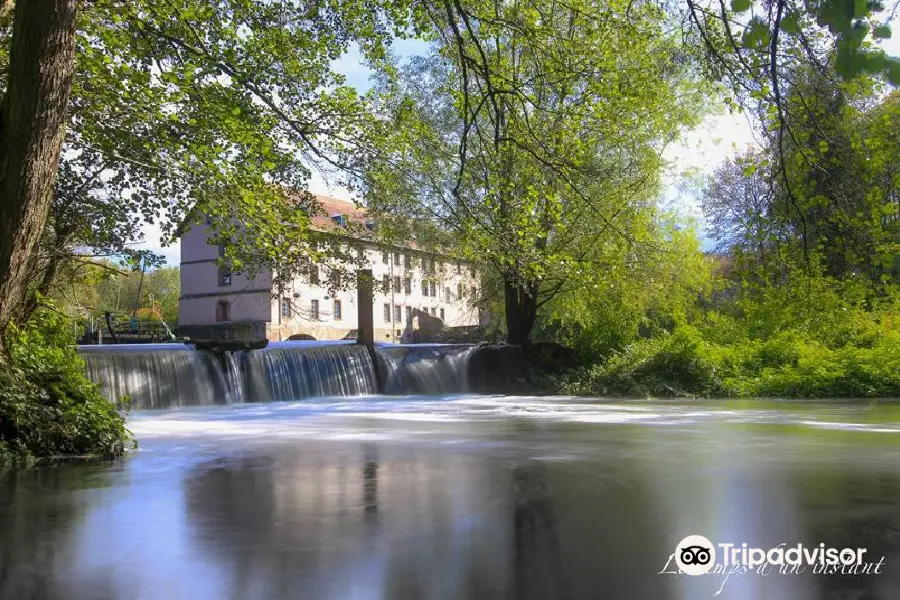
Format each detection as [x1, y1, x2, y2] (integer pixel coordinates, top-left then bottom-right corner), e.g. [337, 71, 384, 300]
[552, 323, 900, 399]
[0, 308, 133, 468]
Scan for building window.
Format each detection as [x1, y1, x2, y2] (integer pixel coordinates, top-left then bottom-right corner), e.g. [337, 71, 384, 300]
[393, 252, 401, 266]
[444, 287, 451, 303]
[456, 261, 461, 274]
[357, 246, 365, 262]
[393, 305, 401, 322]
[331, 270, 342, 288]
[393, 276, 401, 293]
[365, 220, 376, 232]
[404, 253, 411, 269]
[334, 299, 342, 321]
[205, 214, 212, 225]
[430, 258, 436, 272]
[281, 298, 291, 319]
[383, 303, 391, 322]
[404, 277, 411, 294]
[471, 286, 477, 300]
[470, 267, 476, 278]
[382, 251, 388, 264]
[382, 274, 390, 291]
[215, 300, 230, 322]
[309, 264, 319, 285]
[331, 214, 347, 227]
[310, 299, 319, 320]
[218, 243, 225, 257]
[218, 267, 232, 286]
[429, 281, 436, 297]
[422, 280, 429, 296]
[458, 283, 463, 299]
[440, 308, 445, 321]
[405, 306, 411, 323]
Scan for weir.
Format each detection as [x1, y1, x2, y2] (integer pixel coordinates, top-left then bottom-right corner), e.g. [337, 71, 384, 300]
[78, 341, 480, 409]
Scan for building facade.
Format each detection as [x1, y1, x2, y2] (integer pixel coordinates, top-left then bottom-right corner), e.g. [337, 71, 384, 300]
[178, 196, 483, 341]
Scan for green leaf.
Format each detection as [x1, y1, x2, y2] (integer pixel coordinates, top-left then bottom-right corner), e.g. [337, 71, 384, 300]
[887, 59, 900, 85]
[873, 25, 891, 39]
[853, 0, 867, 18]
[732, 0, 751, 12]
[742, 18, 771, 49]
[779, 12, 800, 34]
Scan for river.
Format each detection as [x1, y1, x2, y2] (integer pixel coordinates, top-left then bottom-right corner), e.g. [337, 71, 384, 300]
[2, 396, 900, 599]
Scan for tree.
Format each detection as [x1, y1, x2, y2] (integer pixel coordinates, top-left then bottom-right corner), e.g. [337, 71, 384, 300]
[0, 0, 78, 342]
[360, 0, 708, 345]
[702, 75, 900, 292]
[685, 0, 899, 266]
[0, 0, 425, 333]
[54, 262, 181, 326]
[701, 150, 790, 285]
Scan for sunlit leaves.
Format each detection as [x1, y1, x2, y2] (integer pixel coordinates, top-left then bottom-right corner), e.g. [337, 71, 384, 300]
[38, 0, 420, 296]
[360, 0, 709, 340]
[741, 18, 771, 49]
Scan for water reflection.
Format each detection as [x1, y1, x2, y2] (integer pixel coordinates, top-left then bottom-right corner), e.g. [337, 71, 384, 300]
[2, 400, 900, 599]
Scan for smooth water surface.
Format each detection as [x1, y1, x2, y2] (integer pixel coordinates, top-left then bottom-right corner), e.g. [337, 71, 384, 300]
[3, 397, 900, 600]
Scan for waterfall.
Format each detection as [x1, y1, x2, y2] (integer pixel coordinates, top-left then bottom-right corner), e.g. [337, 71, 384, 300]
[80, 344, 229, 410]
[78, 341, 476, 409]
[243, 342, 377, 402]
[221, 351, 245, 404]
[379, 344, 476, 395]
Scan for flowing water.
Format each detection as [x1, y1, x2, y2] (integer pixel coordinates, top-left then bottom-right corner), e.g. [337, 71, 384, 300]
[78, 342, 476, 409]
[3, 397, 900, 600]
[6, 345, 900, 598]
[80, 344, 231, 409]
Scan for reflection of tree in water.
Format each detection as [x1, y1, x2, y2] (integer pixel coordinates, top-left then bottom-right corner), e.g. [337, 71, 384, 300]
[505, 455, 675, 600]
[0, 464, 117, 600]
[511, 461, 572, 600]
[184, 453, 311, 600]
[186, 446, 522, 600]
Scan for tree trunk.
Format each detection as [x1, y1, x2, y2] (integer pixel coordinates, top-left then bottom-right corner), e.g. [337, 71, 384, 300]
[504, 275, 538, 347]
[0, 0, 78, 336]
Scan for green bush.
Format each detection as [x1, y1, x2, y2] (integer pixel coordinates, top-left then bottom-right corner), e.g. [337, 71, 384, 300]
[0, 306, 133, 466]
[562, 285, 900, 399]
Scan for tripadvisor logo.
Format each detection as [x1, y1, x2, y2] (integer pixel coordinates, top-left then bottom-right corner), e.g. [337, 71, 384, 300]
[661, 534, 887, 595]
[674, 535, 716, 576]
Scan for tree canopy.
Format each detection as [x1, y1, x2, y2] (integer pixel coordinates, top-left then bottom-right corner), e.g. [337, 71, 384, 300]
[358, 0, 710, 343]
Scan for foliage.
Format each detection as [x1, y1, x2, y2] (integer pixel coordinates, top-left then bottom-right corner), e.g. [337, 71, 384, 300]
[0, 304, 133, 466]
[360, 0, 709, 343]
[0, 0, 426, 320]
[538, 213, 714, 358]
[685, 0, 898, 279]
[54, 262, 181, 327]
[562, 278, 900, 398]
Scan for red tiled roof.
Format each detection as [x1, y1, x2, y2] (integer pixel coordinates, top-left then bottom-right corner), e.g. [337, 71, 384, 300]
[306, 194, 368, 230]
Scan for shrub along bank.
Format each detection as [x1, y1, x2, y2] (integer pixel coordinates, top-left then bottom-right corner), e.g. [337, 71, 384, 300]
[560, 281, 900, 398]
[0, 305, 133, 468]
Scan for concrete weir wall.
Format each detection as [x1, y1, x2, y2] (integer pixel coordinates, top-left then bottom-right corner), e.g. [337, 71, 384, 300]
[467, 344, 524, 394]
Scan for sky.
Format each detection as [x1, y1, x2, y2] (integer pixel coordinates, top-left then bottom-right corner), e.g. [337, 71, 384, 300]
[135, 25, 900, 265]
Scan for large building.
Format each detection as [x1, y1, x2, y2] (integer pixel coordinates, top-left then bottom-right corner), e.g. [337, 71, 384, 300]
[178, 195, 483, 341]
